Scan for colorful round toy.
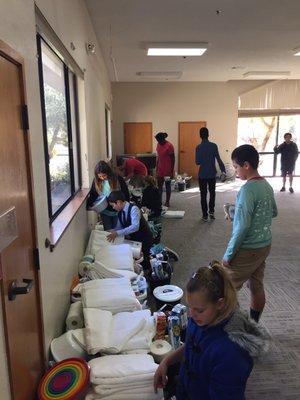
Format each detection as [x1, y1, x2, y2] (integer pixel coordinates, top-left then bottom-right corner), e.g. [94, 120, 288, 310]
[38, 358, 90, 400]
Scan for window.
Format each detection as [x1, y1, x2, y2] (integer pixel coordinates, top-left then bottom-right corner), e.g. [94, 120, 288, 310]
[37, 35, 81, 221]
[238, 113, 300, 176]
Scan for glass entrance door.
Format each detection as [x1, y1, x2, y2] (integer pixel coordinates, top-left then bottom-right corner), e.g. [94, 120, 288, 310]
[238, 114, 300, 176]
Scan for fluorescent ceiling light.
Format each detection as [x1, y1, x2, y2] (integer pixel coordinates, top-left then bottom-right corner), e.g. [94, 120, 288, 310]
[136, 71, 182, 79]
[292, 46, 300, 56]
[243, 71, 290, 79]
[145, 42, 208, 56]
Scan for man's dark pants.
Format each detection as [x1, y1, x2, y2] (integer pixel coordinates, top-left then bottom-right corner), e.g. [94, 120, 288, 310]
[198, 177, 216, 217]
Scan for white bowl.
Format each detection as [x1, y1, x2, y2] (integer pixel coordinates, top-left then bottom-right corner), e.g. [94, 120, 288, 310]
[153, 285, 183, 303]
[50, 331, 87, 362]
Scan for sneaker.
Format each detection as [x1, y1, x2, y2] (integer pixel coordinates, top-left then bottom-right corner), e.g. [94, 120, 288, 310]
[202, 216, 208, 222]
[289, 187, 294, 193]
[209, 213, 215, 220]
[280, 187, 286, 192]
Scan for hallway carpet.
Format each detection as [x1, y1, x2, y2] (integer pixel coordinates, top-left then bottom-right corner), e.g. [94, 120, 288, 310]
[161, 178, 300, 399]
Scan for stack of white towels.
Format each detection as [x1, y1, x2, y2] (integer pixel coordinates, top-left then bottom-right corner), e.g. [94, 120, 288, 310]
[79, 230, 137, 280]
[81, 278, 141, 313]
[86, 354, 164, 400]
[83, 308, 155, 355]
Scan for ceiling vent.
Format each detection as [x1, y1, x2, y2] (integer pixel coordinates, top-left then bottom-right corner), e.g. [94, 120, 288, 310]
[136, 71, 183, 79]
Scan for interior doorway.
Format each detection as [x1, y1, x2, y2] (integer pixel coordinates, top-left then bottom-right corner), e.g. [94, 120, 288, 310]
[178, 121, 206, 178]
[0, 40, 44, 399]
[124, 122, 153, 154]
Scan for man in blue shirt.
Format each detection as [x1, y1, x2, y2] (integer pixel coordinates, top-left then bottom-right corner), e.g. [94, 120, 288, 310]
[106, 190, 153, 272]
[195, 127, 226, 221]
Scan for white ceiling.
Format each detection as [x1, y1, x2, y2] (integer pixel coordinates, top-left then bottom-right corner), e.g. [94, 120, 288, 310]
[85, 0, 300, 82]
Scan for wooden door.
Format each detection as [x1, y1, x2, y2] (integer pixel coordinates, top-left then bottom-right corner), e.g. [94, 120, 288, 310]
[124, 122, 152, 154]
[179, 121, 206, 178]
[0, 42, 44, 399]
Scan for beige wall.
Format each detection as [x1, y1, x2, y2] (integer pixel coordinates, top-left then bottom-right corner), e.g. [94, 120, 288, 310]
[0, 1, 111, 398]
[112, 82, 239, 170]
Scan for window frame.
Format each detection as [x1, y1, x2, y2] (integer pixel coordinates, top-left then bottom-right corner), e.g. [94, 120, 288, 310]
[238, 111, 300, 177]
[37, 33, 82, 222]
[105, 104, 112, 160]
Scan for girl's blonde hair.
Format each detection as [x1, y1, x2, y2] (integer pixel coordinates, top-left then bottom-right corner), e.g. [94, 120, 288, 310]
[94, 160, 119, 193]
[187, 260, 237, 325]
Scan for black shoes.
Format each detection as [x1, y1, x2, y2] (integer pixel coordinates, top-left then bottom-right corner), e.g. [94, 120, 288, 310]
[289, 187, 294, 193]
[280, 187, 286, 192]
[209, 213, 215, 220]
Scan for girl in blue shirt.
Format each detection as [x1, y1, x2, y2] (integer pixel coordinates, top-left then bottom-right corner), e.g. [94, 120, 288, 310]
[154, 261, 269, 400]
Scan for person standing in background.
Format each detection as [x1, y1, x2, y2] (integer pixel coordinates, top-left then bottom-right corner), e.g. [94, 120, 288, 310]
[195, 127, 226, 221]
[274, 132, 298, 193]
[117, 157, 148, 180]
[155, 132, 175, 207]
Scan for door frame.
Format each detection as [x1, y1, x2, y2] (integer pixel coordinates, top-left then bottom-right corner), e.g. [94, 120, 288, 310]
[0, 39, 45, 396]
[178, 121, 206, 176]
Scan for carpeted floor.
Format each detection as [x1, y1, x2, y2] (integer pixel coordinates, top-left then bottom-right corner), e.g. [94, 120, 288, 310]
[160, 177, 300, 399]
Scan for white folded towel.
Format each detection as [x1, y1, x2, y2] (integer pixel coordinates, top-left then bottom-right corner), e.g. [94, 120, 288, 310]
[89, 354, 158, 384]
[71, 328, 86, 350]
[84, 309, 113, 354]
[122, 316, 155, 353]
[87, 354, 163, 400]
[83, 309, 152, 354]
[82, 278, 141, 313]
[86, 388, 163, 400]
[85, 230, 134, 271]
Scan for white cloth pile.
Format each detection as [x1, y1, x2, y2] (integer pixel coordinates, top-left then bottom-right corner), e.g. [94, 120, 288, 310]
[85, 354, 163, 400]
[83, 308, 155, 355]
[81, 278, 141, 313]
[80, 230, 137, 280]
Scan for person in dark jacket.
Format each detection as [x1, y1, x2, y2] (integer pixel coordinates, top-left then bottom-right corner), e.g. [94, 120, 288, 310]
[86, 161, 129, 230]
[195, 127, 226, 221]
[154, 261, 270, 400]
[141, 176, 162, 219]
[274, 132, 298, 193]
[106, 190, 154, 272]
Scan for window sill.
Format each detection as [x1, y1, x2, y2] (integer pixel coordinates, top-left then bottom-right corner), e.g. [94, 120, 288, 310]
[48, 189, 89, 251]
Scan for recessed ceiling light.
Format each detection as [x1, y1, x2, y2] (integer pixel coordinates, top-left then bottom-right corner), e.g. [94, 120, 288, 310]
[243, 71, 290, 79]
[294, 52, 300, 56]
[144, 42, 208, 56]
[136, 71, 182, 79]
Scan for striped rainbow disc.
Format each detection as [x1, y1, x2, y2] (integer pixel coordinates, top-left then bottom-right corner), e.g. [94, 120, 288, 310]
[38, 358, 90, 400]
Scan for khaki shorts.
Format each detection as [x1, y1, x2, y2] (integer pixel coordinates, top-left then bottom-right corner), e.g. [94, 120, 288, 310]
[226, 245, 271, 293]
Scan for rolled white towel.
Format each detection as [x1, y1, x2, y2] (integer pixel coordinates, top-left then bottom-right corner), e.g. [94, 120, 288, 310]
[66, 301, 84, 330]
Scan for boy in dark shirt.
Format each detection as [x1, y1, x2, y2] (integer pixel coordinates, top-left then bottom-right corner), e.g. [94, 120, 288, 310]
[274, 132, 298, 193]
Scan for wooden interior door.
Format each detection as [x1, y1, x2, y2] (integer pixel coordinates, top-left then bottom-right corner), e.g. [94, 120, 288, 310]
[179, 121, 206, 178]
[124, 122, 153, 154]
[0, 41, 44, 399]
